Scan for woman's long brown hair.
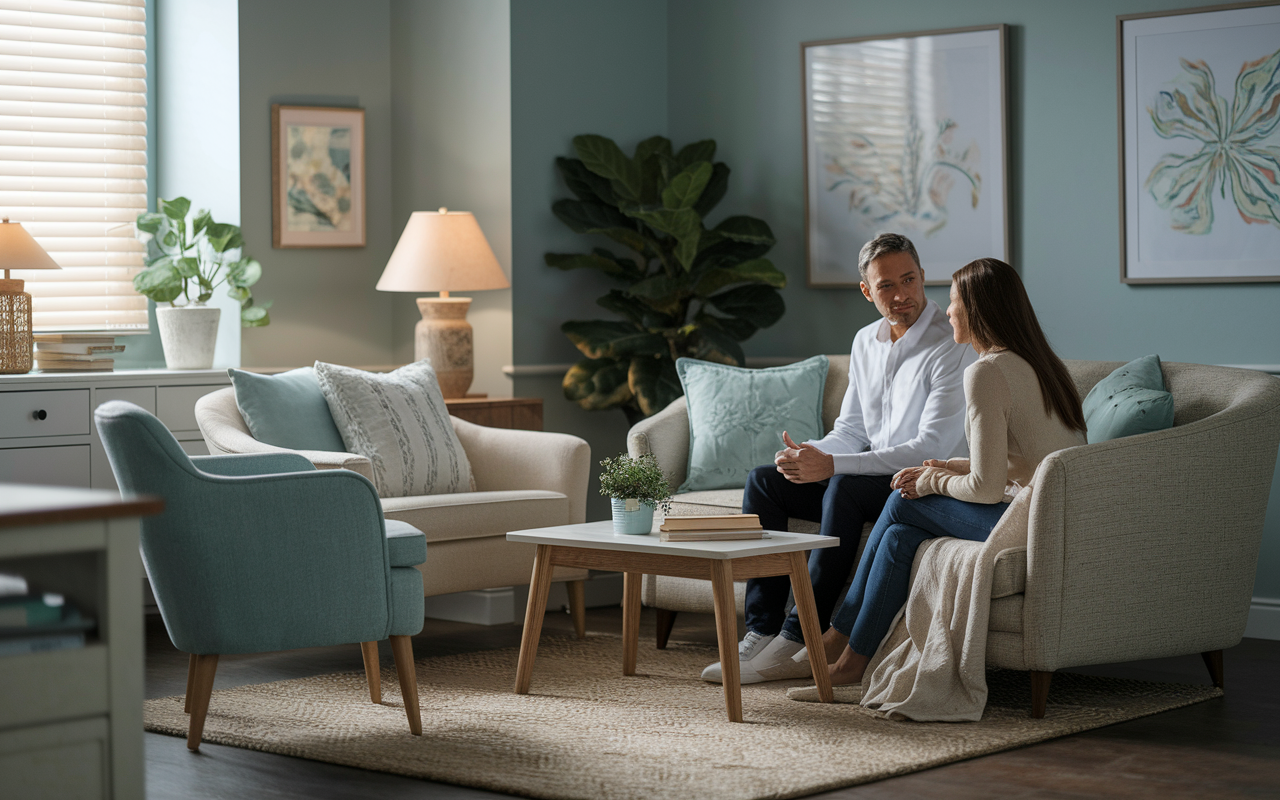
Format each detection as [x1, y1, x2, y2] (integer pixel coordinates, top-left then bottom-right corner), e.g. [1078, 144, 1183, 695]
[953, 258, 1086, 433]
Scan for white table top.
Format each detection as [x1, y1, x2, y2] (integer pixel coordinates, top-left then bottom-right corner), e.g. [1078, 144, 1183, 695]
[507, 520, 838, 561]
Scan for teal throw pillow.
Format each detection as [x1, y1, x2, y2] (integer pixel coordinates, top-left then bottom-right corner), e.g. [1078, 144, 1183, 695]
[228, 367, 347, 452]
[677, 355, 829, 492]
[1082, 354, 1175, 444]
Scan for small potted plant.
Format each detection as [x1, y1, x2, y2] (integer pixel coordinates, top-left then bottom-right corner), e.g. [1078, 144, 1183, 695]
[599, 452, 672, 535]
[131, 197, 270, 369]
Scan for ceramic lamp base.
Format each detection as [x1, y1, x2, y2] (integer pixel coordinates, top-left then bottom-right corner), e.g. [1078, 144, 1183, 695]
[0, 279, 32, 374]
[415, 296, 473, 398]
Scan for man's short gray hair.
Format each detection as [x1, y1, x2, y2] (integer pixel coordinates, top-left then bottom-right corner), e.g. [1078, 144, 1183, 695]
[857, 233, 921, 282]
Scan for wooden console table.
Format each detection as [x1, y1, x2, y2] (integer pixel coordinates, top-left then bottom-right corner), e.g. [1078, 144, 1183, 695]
[444, 397, 542, 431]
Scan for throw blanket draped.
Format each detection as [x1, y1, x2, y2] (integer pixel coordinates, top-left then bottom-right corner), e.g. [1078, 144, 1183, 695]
[858, 485, 1034, 722]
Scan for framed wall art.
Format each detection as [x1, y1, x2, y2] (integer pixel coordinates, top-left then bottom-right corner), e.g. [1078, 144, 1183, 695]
[1119, 3, 1280, 283]
[803, 25, 1009, 287]
[271, 105, 366, 248]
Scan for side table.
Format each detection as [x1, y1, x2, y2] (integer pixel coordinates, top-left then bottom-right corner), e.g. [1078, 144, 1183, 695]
[445, 396, 542, 431]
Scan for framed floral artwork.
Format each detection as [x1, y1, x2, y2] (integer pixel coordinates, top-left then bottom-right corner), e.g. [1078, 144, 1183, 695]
[271, 105, 366, 248]
[803, 26, 1009, 287]
[1119, 3, 1280, 283]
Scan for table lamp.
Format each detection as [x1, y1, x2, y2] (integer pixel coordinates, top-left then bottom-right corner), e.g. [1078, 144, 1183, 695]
[376, 209, 510, 398]
[0, 219, 60, 374]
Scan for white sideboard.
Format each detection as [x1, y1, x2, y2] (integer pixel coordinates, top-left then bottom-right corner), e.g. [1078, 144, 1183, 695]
[0, 370, 231, 492]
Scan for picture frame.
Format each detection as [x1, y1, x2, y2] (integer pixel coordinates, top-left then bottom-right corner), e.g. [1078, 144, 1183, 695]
[802, 25, 1009, 288]
[271, 104, 366, 248]
[1118, 2, 1280, 284]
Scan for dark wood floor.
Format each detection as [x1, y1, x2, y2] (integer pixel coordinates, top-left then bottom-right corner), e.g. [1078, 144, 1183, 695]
[144, 608, 1280, 799]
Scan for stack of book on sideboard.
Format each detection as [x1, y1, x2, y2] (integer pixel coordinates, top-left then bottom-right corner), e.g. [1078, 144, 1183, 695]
[0, 573, 94, 657]
[34, 333, 124, 372]
[659, 514, 766, 542]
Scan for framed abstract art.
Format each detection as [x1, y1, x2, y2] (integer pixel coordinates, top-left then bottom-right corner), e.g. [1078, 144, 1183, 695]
[1119, 3, 1280, 283]
[271, 105, 366, 248]
[803, 25, 1009, 287]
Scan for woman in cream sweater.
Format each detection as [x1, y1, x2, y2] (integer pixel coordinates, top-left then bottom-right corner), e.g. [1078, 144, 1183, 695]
[821, 257, 1087, 686]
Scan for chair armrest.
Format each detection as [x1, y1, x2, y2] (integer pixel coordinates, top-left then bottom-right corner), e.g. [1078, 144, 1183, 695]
[451, 416, 590, 524]
[627, 396, 689, 493]
[192, 452, 317, 476]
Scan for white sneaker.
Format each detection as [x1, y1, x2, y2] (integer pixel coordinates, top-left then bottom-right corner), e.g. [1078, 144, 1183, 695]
[739, 636, 812, 684]
[700, 631, 775, 683]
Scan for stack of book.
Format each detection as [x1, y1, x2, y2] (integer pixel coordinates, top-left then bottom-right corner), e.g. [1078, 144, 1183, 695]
[0, 573, 94, 656]
[659, 514, 766, 542]
[34, 333, 124, 372]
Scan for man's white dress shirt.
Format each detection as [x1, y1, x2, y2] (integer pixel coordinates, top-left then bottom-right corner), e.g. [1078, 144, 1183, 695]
[808, 300, 977, 476]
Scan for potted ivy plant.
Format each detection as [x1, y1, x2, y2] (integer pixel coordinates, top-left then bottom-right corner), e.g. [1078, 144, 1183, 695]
[132, 197, 270, 369]
[598, 452, 672, 535]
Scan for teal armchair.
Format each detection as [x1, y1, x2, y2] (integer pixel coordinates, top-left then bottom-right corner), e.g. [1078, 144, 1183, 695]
[94, 400, 427, 749]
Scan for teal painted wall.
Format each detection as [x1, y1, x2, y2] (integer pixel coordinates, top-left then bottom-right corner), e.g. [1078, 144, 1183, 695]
[664, 0, 1280, 599]
[510, 0, 669, 519]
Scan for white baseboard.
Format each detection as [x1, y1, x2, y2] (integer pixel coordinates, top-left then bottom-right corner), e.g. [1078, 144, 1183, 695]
[1245, 597, 1280, 640]
[424, 572, 628, 627]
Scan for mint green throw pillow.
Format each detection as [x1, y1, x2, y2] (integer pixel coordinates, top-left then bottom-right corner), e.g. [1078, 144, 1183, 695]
[1083, 355, 1175, 444]
[228, 367, 347, 452]
[677, 355, 829, 492]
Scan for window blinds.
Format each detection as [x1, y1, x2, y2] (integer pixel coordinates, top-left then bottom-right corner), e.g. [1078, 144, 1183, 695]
[0, 0, 148, 331]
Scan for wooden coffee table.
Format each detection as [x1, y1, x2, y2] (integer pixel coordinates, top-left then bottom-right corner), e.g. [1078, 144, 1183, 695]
[507, 520, 838, 722]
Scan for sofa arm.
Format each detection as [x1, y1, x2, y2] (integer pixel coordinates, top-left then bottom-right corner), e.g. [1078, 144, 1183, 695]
[192, 452, 316, 476]
[627, 396, 689, 493]
[451, 416, 591, 523]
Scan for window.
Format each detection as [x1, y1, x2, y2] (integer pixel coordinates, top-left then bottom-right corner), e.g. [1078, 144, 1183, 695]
[0, 0, 148, 331]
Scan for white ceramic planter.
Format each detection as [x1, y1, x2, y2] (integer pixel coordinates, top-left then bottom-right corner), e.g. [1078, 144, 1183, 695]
[156, 304, 220, 370]
[611, 498, 655, 535]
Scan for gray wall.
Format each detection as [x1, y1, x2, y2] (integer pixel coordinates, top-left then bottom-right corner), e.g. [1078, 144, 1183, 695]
[237, 0, 396, 369]
[390, 0, 513, 398]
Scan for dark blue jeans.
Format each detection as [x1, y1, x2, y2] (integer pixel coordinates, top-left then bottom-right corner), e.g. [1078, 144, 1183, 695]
[742, 465, 894, 643]
[832, 492, 1009, 656]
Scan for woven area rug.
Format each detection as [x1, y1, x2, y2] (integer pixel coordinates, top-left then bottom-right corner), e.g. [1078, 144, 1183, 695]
[144, 634, 1222, 800]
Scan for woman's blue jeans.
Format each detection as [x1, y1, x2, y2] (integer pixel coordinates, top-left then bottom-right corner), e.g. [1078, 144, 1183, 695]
[831, 492, 1009, 656]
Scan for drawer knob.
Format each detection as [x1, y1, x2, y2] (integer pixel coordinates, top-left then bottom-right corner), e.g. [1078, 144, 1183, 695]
[32, 409, 47, 421]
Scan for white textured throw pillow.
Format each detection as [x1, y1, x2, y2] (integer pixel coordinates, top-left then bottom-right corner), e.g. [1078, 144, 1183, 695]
[314, 360, 473, 498]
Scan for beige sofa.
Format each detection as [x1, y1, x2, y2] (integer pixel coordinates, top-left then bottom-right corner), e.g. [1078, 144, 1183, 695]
[196, 388, 592, 634]
[628, 358, 1280, 704]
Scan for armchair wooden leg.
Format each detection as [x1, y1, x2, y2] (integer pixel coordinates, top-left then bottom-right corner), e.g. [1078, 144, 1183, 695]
[186, 654, 219, 751]
[390, 635, 422, 736]
[1201, 650, 1224, 689]
[656, 609, 677, 650]
[566, 580, 586, 640]
[360, 641, 382, 704]
[1030, 670, 1052, 719]
[184, 653, 196, 714]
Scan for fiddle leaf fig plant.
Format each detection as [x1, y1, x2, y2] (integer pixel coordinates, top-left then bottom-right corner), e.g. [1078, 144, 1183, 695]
[549, 135, 786, 424]
[132, 196, 271, 327]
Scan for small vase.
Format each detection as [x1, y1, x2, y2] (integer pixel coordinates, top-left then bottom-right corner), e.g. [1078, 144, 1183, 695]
[611, 498, 655, 535]
[156, 303, 221, 370]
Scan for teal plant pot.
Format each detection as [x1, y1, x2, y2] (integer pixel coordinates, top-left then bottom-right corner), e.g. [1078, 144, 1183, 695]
[611, 498, 655, 535]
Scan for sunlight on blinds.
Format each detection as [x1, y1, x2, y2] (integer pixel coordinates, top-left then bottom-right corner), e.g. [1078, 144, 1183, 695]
[0, 0, 148, 331]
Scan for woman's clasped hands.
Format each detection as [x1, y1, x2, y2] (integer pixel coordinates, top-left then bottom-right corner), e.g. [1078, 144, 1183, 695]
[891, 459, 952, 500]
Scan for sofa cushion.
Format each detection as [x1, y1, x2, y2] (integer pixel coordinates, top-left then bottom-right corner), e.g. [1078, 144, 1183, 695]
[384, 519, 427, 567]
[227, 367, 347, 452]
[676, 355, 828, 492]
[1083, 354, 1175, 443]
[381, 489, 567, 544]
[315, 360, 473, 498]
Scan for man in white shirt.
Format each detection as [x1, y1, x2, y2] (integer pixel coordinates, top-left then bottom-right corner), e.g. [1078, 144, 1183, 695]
[702, 232, 977, 684]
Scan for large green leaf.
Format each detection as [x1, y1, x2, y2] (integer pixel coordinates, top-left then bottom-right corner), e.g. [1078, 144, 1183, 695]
[694, 258, 786, 296]
[227, 257, 262, 288]
[628, 356, 683, 417]
[175, 257, 200, 279]
[662, 162, 713, 210]
[241, 304, 270, 327]
[574, 135, 642, 202]
[133, 260, 182, 303]
[693, 163, 730, 217]
[699, 313, 758, 342]
[205, 222, 243, 253]
[692, 324, 745, 366]
[638, 152, 665, 206]
[561, 320, 666, 359]
[135, 212, 165, 235]
[545, 251, 635, 279]
[692, 235, 772, 270]
[676, 140, 716, 169]
[556, 157, 617, 205]
[706, 284, 786, 328]
[158, 196, 190, 221]
[563, 357, 634, 410]
[191, 209, 212, 238]
[627, 273, 682, 314]
[634, 136, 672, 163]
[596, 289, 647, 323]
[552, 199, 649, 254]
[623, 206, 702, 269]
[713, 215, 775, 246]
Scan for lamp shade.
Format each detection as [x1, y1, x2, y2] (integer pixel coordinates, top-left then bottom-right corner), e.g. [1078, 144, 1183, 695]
[0, 220, 59, 271]
[376, 209, 509, 293]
